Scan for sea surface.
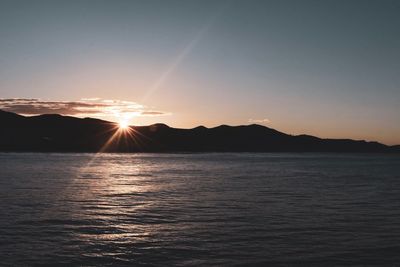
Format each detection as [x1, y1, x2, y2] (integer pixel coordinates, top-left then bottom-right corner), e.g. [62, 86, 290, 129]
[0, 153, 399, 266]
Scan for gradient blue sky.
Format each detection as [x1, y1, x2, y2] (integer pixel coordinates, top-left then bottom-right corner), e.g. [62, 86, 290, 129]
[0, 0, 399, 144]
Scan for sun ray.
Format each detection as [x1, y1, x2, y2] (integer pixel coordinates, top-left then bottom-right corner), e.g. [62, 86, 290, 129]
[140, 2, 230, 102]
[79, 116, 156, 173]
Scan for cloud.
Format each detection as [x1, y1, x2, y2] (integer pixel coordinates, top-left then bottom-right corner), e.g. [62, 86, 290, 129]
[140, 111, 170, 116]
[248, 118, 271, 124]
[0, 98, 170, 120]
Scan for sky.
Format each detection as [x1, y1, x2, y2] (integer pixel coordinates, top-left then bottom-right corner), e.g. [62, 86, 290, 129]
[0, 0, 399, 145]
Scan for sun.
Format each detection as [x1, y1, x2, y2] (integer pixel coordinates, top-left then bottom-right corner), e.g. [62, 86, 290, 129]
[118, 120, 129, 130]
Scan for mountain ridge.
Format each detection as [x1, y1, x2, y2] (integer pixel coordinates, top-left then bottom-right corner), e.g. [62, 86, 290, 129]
[0, 109, 398, 153]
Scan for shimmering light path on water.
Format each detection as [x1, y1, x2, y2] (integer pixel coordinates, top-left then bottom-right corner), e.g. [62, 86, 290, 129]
[0, 153, 399, 266]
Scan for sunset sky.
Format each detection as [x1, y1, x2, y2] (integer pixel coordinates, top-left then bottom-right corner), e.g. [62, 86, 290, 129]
[0, 0, 399, 144]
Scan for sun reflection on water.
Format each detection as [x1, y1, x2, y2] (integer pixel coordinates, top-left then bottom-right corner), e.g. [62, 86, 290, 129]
[72, 155, 168, 252]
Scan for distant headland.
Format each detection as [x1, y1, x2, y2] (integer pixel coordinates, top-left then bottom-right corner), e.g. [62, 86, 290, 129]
[0, 110, 398, 153]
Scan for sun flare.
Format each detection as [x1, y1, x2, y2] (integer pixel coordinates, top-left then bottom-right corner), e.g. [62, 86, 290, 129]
[118, 120, 129, 130]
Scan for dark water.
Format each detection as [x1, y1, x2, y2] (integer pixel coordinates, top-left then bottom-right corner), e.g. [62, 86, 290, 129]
[0, 153, 400, 266]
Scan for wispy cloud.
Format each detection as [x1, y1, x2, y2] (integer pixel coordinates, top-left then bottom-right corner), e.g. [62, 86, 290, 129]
[248, 118, 271, 124]
[140, 111, 167, 116]
[0, 98, 170, 120]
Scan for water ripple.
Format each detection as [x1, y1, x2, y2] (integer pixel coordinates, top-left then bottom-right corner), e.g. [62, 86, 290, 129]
[0, 153, 399, 266]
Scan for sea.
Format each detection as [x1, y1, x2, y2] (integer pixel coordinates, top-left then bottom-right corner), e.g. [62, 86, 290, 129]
[0, 153, 399, 266]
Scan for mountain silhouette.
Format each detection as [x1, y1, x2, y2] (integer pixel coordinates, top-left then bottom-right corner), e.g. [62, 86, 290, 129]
[0, 110, 398, 153]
